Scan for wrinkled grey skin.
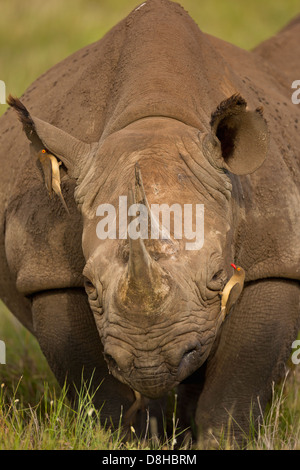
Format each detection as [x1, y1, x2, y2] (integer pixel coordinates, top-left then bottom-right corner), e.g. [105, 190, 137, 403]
[0, 0, 299, 444]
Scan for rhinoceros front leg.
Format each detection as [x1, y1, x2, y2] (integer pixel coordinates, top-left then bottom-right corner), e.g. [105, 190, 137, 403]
[31, 288, 135, 427]
[195, 279, 300, 446]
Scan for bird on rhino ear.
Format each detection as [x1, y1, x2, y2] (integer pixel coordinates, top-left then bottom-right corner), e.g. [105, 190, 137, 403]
[7, 95, 96, 180]
[204, 93, 269, 175]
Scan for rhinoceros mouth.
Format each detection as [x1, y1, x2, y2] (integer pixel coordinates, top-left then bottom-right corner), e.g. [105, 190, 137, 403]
[122, 373, 179, 399]
[104, 343, 205, 399]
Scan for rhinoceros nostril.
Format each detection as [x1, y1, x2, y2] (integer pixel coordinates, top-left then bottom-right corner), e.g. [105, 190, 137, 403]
[182, 347, 198, 360]
[176, 343, 202, 382]
[103, 347, 134, 374]
[104, 353, 120, 373]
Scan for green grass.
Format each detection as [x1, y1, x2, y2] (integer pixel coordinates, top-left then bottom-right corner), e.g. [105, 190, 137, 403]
[0, 376, 120, 450]
[206, 370, 300, 450]
[251, 371, 300, 450]
[1, 301, 300, 450]
[0, 0, 300, 450]
[0, 302, 189, 450]
[0, 381, 183, 451]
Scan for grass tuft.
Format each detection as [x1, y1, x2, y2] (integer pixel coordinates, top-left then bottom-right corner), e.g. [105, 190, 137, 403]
[1, 304, 300, 449]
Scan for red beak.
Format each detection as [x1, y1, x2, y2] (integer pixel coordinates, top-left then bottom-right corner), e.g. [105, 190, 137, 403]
[231, 263, 237, 269]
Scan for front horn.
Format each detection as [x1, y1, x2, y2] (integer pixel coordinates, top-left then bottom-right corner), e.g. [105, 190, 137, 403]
[117, 171, 170, 313]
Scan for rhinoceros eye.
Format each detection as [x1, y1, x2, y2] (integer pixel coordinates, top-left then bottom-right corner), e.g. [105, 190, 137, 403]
[84, 278, 97, 299]
[208, 270, 226, 291]
[84, 278, 94, 290]
[84, 277, 103, 316]
[212, 270, 222, 281]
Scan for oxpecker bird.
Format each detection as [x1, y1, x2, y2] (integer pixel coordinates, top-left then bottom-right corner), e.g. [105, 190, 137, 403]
[221, 263, 245, 320]
[37, 149, 69, 214]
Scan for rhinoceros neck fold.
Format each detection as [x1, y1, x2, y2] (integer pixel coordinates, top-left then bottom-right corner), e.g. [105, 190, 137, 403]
[101, 0, 238, 138]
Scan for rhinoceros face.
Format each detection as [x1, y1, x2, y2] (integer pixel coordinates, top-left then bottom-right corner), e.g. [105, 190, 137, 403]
[8, 94, 268, 399]
[77, 97, 268, 398]
[83, 233, 232, 399]
[79, 131, 233, 398]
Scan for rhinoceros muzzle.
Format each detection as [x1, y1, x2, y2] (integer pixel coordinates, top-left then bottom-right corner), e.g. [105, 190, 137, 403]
[103, 339, 203, 399]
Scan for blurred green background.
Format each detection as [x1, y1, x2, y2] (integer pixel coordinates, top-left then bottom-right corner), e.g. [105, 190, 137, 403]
[0, 0, 299, 117]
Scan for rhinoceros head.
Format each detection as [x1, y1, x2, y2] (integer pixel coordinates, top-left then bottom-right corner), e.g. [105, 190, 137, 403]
[8, 93, 268, 398]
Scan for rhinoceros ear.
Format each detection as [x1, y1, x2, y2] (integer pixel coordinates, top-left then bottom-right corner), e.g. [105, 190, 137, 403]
[209, 94, 269, 175]
[7, 95, 93, 179]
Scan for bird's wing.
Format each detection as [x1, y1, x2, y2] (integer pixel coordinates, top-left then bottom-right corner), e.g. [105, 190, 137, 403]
[38, 153, 53, 198]
[49, 155, 70, 214]
[224, 282, 243, 316]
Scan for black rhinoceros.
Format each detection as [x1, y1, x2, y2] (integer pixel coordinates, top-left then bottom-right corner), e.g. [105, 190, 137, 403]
[0, 0, 299, 445]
